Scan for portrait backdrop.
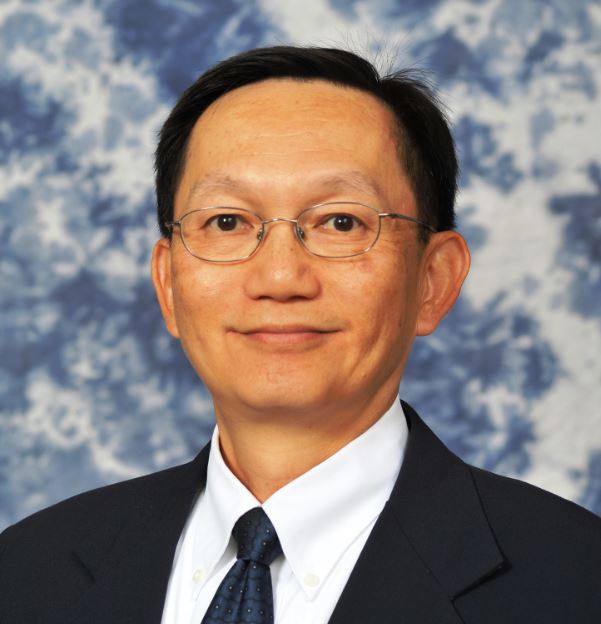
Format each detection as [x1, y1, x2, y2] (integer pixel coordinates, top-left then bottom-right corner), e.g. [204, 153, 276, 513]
[1, 0, 600, 529]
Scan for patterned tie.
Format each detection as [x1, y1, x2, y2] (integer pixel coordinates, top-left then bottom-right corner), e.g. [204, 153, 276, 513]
[201, 507, 282, 624]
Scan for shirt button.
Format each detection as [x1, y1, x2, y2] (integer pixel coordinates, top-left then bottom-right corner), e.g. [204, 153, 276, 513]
[303, 572, 320, 588]
[192, 568, 205, 583]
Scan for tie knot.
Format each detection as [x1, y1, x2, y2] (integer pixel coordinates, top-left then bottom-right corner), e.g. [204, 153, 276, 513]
[232, 507, 282, 565]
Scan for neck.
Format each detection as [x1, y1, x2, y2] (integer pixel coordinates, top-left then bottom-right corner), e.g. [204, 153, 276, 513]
[214, 388, 399, 502]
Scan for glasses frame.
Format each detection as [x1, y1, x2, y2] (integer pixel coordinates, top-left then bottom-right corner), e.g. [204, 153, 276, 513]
[164, 201, 437, 263]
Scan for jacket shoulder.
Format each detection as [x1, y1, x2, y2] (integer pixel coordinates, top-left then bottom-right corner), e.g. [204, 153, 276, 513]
[0, 455, 208, 622]
[470, 463, 601, 536]
[0, 458, 199, 562]
[458, 464, 601, 619]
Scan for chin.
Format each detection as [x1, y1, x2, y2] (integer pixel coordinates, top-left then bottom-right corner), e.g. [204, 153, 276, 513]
[235, 383, 335, 416]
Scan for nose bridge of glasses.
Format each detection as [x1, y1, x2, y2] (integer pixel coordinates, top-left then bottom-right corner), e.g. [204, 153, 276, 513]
[258, 216, 305, 242]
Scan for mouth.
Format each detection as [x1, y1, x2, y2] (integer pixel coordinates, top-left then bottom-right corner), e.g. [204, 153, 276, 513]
[233, 324, 339, 345]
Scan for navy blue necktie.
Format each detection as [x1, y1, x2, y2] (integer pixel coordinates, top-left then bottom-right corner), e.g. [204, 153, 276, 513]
[201, 507, 282, 623]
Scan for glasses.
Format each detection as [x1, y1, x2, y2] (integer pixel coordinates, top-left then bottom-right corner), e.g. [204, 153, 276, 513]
[165, 201, 436, 263]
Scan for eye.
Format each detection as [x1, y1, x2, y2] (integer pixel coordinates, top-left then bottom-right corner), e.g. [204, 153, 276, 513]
[206, 213, 245, 232]
[322, 213, 362, 232]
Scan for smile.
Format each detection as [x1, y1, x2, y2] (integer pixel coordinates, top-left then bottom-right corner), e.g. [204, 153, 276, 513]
[235, 325, 339, 345]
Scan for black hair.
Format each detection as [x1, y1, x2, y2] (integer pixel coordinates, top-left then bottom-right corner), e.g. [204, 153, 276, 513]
[155, 46, 458, 241]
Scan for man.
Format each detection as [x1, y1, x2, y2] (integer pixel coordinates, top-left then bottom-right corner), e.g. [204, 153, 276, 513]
[1, 46, 600, 624]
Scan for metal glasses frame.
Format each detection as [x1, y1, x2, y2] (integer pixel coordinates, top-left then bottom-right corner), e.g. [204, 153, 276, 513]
[164, 201, 437, 263]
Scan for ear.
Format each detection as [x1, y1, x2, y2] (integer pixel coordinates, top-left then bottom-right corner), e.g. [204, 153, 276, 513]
[151, 238, 181, 338]
[415, 231, 470, 336]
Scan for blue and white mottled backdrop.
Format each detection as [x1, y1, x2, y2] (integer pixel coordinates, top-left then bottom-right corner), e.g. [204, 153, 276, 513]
[1, 0, 600, 529]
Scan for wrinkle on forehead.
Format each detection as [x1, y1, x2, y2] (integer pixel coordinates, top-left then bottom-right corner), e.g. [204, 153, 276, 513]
[187, 170, 386, 203]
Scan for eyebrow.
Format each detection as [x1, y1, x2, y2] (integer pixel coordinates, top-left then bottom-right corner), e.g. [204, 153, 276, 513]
[314, 171, 383, 197]
[188, 173, 243, 199]
[187, 170, 384, 202]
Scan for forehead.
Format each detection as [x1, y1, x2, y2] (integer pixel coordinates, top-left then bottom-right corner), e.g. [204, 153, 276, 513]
[200, 77, 396, 129]
[176, 79, 410, 210]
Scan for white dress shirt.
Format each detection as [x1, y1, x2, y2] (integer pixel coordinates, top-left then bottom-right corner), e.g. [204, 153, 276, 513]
[161, 400, 408, 624]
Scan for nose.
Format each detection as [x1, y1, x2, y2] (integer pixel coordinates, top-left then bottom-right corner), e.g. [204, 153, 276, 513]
[243, 219, 320, 302]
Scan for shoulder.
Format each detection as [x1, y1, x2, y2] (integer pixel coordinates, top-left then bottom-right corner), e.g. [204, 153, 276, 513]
[470, 463, 601, 538]
[468, 464, 601, 593]
[0, 449, 209, 621]
[401, 402, 601, 616]
[0, 455, 203, 562]
[404, 401, 601, 548]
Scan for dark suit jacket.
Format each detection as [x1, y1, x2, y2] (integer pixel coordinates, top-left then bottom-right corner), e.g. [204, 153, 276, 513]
[1, 402, 600, 623]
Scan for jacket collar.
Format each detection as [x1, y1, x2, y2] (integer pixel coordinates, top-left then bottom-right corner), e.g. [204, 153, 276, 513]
[328, 401, 506, 623]
[392, 401, 505, 597]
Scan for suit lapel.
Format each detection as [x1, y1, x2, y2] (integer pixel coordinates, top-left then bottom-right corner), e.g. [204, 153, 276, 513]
[329, 402, 505, 623]
[53, 444, 211, 624]
[328, 505, 467, 624]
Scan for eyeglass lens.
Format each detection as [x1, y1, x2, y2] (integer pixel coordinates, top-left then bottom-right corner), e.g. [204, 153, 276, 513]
[178, 203, 381, 261]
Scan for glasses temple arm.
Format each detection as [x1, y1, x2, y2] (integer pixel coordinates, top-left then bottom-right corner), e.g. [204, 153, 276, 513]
[379, 213, 437, 233]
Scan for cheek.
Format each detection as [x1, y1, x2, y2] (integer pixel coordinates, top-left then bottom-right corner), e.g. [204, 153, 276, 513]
[347, 253, 417, 348]
[170, 259, 233, 337]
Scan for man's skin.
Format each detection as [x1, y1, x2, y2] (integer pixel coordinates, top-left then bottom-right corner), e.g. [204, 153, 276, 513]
[152, 79, 470, 502]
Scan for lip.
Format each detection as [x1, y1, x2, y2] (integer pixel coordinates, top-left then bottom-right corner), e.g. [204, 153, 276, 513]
[241, 324, 336, 334]
[233, 324, 339, 345]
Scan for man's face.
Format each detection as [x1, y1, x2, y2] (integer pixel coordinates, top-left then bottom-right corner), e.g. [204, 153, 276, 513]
[154, 79, 431, 419]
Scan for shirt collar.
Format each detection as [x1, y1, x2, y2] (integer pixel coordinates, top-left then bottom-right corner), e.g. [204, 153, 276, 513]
[194, 399, 408, 599]
[191, 428, 260, 577]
